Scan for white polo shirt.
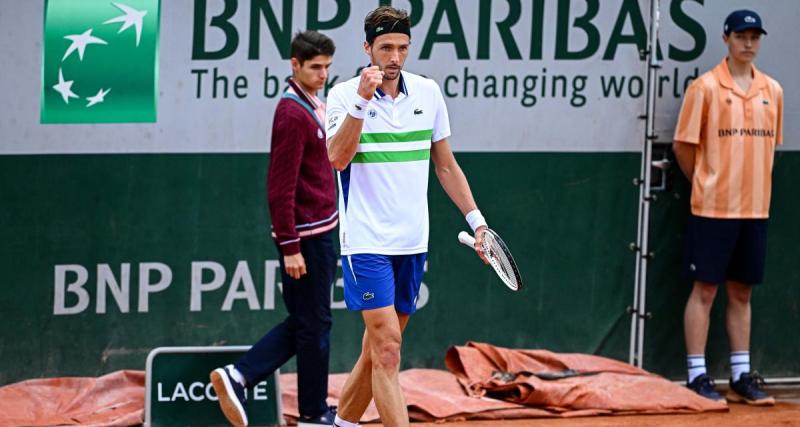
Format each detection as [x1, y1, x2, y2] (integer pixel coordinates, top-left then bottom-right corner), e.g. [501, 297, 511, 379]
[326, 71, 451, 255]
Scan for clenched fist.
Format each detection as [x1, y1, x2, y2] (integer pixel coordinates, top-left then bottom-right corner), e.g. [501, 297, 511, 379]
[357, 65, 384, 100]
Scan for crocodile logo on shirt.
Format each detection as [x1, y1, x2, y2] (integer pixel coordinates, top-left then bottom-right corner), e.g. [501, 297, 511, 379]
[362, 292, 375, 301]
[414, 108, 423, 115]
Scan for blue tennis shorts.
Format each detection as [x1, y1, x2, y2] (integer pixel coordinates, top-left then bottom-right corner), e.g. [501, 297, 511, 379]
[683, 214, 768, 285]
[342, 253, 427, 314]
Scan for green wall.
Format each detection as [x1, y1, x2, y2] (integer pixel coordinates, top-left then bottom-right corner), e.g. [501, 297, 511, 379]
[1, 152, 797, 385]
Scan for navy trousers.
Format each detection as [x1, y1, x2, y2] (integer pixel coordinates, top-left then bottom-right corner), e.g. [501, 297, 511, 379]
[235, 232, 336, 418]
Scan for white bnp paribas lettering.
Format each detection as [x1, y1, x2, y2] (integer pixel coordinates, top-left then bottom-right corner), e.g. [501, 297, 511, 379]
[53, 263, 173, 315]
[263, 260, 280, 309]
[138, 262, 172, 312]
[221, 261, 259, 311]
[54, 259, 416, 314]
[190, 261, 226, 311]
[97, 263, 131, 314]
[53, 264, 90, 315]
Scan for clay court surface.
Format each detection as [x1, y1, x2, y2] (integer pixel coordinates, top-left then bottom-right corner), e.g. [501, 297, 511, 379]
[404, 403, 800, 427]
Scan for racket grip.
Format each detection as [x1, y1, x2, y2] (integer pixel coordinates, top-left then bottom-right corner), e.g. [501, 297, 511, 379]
[458, 231, 476, 247]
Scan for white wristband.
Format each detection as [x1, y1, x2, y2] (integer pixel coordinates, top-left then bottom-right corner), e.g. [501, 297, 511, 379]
[465, 209, 487, 233]
[348, 96, 370, 120]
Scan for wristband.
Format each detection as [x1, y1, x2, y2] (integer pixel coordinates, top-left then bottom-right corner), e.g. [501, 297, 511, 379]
[465, 209, 487, 233]
[348, 96, 370, 120]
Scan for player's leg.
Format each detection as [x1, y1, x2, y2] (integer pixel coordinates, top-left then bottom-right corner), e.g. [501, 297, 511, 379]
[337, 254, 404, 426]
[363, 305, 407, 427]
[336, 329, 373, 426]
[337, 312, 410, 424]
[353, 253, 424, 426]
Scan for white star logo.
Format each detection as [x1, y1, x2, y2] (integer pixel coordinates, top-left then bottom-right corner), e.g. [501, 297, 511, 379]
[104, 2, 148, 46]
[62, 28, 108, 61]
[86, 88, 111, 107]
[52, 68, 79, 104]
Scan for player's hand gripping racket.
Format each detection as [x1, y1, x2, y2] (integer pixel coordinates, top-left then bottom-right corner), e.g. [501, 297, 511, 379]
[459, 229, 523, 291]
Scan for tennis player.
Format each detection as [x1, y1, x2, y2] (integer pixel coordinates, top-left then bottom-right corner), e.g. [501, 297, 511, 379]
[325, 6, 489, 427]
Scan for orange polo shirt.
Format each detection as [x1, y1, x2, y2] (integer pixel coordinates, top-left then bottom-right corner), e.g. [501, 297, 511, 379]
[674, 58, 784, 219]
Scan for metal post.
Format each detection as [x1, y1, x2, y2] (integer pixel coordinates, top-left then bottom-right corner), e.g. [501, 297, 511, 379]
[629, 0, 661, 368]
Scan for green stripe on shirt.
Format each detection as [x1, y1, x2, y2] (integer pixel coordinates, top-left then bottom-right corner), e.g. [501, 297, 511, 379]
[360, 129, 433, 143]
[352, 149, 430, 163]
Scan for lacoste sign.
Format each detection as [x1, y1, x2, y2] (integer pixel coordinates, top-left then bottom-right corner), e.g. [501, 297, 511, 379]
[41, 0, 160, 123]
[145, 346, 284, 427]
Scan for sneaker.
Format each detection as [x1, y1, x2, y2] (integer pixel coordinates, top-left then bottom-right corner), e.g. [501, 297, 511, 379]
[298, 406, 337, 427]
[727, 372, 776, 406]
[210, 365, 249, 427]
[687, 373, 725, 401]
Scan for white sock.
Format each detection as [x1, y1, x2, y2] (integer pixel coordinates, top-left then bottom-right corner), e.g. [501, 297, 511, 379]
[730, 351, 751, 381]
[334, 414, 360, 427]
[226, 364, 247, 387]
[687, 354, 707, 383]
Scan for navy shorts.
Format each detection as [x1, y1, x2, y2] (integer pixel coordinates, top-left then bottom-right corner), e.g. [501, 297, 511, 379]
[342, 253, 426, 314]
[683, 214, 768, 285]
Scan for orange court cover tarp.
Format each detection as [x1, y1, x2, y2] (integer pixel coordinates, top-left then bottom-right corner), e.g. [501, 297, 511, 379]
[443, 341, 728, 416]
[280, 342, 727, 423]
[0, 343, 726, 426]
[0, 370, 144, 427]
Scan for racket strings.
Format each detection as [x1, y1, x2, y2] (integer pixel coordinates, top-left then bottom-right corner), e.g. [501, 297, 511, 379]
[482, 232, 521, 290]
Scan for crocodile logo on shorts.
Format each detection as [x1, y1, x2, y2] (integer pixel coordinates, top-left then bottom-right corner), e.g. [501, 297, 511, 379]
[362, 292, 375, 301]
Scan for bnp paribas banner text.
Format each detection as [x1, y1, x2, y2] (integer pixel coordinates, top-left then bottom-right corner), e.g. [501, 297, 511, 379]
[2, 0, 798, 153]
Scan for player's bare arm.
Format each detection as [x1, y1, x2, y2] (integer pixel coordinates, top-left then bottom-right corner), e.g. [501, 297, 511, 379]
[431, 139, 489, 264]
[327, 66, 383, 171]
[672, 140, 696, 180]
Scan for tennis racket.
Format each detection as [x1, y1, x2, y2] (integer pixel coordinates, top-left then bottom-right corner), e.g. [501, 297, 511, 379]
[459, 229, 523, 291]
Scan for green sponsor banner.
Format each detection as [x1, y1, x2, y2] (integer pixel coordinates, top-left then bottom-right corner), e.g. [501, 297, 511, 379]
[1, 153, 799, 384]
[41, 0, 160, 123]
[145, 346, 283, 427]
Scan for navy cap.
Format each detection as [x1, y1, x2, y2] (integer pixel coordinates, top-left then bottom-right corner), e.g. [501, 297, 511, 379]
[724, 10, 767, 35]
